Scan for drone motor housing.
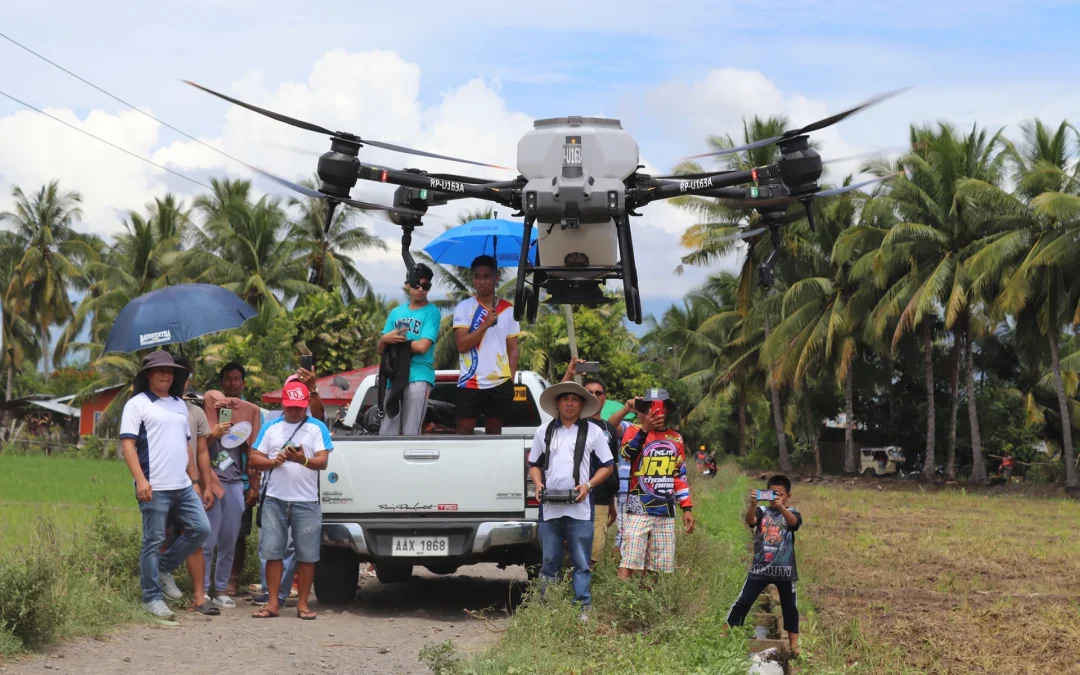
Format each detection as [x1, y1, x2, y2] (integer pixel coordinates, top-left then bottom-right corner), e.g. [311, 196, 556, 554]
[518, 117, 638, 291]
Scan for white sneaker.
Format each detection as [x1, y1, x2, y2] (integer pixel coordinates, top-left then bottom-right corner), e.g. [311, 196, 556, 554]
[212, 594, 236, 609]
[144, 599, 175, 619]
[160, 573, 183, 600]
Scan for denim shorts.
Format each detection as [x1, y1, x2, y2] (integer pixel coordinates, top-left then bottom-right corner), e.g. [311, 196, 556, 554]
[259, 496, 322, 563]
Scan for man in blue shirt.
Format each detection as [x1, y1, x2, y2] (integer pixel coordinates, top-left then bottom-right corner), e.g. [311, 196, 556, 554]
[377, 263, 441, 436]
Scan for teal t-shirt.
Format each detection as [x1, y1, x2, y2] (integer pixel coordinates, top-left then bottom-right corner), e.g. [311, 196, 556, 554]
[382, 303, 442, 385]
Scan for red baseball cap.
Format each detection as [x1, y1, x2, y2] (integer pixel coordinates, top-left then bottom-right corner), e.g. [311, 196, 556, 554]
[281, 381, 310, 408]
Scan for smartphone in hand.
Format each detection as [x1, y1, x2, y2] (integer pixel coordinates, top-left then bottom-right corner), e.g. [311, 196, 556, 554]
[755, 489, 776, 502]
[577, 361, 600, 374]
[300, 354, 313, 371]
[218, 407, 233, 424]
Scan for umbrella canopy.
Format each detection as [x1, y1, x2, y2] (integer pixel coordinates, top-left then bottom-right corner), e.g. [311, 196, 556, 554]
[423, 218, 536, 268]
[601, 398, 636, 424]
[103, 284, 258, 354]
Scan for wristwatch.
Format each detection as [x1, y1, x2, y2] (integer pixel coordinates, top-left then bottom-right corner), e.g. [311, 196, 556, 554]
[587, 482, 593, 493]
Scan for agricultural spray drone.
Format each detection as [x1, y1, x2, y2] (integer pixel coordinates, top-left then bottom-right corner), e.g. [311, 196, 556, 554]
[185, 81, 906, 324]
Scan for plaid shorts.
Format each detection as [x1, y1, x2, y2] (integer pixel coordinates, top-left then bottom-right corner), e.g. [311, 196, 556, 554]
[619, 513, 676, 573]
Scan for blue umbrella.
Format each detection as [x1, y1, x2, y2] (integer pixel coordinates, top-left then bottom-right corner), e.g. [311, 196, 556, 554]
[423, 218, 537, 268]
[103, 284, 258, 354]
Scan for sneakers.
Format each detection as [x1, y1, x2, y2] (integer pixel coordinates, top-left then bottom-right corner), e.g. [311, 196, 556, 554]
[251, 591, 270, 605]
[144, 599, 175, 619]
[160, 573, 183, 600]
[212, 594, 236, 609]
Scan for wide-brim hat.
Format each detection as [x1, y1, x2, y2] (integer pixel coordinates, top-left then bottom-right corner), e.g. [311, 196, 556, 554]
[539, 381, 602, 419]
[133, 350, 189, 397]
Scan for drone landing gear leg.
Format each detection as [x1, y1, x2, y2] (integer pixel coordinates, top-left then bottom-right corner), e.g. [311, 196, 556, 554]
[514, 217, 535, 323]
[616, 215, 642, 324]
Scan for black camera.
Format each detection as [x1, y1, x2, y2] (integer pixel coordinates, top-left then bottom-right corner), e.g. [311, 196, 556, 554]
[540, 488, 577, 504]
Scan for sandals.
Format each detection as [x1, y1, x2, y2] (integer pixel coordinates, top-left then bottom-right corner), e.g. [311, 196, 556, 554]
[252, 608, 279, 619]
[297, 609, 317, 621]
[190, 600, 221, 616]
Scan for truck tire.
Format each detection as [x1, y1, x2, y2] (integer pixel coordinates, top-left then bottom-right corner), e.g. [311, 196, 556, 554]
[375, 564, 414, 584]
[313, 548, 360, 605]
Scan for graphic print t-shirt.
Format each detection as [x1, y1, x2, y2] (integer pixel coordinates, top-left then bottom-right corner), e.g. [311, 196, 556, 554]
[253, 416, 333, 503]
[620, 425, 692, 518]
[749, 506, 803, 581]
[452, 297, 521, 390]
[382, 302, 442, 385]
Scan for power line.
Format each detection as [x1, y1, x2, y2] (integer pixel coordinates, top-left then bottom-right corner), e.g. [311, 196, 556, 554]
[0, 30, 256, 172]
[0, 89, 212, 190]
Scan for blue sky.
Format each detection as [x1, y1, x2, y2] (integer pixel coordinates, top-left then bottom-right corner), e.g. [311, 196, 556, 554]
[4, 0, 1080, 349]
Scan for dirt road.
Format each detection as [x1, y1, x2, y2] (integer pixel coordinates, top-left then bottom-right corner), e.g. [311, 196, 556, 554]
[0, 564, 525, 675]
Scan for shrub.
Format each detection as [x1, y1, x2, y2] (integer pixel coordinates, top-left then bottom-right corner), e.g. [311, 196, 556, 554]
[0, 520, 65, 650]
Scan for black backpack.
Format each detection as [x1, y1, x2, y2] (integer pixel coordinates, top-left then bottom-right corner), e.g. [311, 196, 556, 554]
[534, 419, 590, 486]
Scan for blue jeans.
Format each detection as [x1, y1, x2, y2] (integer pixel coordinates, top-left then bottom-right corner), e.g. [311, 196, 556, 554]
[538, 516, 594, 607]
[138, 487, 211, 603]
[258, 496, 322, 563]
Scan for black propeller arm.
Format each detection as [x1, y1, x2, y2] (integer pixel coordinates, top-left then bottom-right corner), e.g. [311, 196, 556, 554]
[354, 162, 522, 207]
[631, 168, 756, 207]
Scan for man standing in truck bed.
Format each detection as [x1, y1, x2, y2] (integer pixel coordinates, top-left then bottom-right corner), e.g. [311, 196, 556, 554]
[453, 255, 521, 435]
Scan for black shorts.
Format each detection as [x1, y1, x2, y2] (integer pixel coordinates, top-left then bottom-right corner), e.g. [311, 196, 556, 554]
[239, 502, 253, 538]
[456, 380, 514, 421]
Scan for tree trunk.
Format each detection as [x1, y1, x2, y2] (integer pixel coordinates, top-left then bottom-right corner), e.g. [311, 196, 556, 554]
[884, 356, 897, 432]
[40, 322, 51, 381]
[945, 338, 962, 480]
[5, 355, 13, 402]
[922, 318, 936, 478]
[965, 320, 987, 484]
[843, 369, 857, 474]
[802, 392, 822, 475]
[737, 392, 747, 456]
[1048, 331, 1078, 488]
[763, 314, 792, 473]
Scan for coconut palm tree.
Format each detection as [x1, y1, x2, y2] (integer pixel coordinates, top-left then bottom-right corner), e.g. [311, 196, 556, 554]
[864, 123, 1010, 483]
[179, 194, 320, 308]
[0, 181, 100, 379]
[956, 118, 1080, 487]
[288, 176, 388, 301]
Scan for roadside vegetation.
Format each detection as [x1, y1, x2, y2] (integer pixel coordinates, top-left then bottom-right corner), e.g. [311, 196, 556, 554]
[422, 466, 762, 675]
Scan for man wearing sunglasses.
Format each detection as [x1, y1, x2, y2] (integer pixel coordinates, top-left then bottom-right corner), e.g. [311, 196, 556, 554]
[378, 264, 441, 435]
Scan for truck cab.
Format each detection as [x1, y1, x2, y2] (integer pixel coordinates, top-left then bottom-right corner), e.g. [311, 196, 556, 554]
[313, 370, 552, 605]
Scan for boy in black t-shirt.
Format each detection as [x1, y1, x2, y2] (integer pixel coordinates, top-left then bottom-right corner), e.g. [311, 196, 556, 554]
[725, 474, 802, 655]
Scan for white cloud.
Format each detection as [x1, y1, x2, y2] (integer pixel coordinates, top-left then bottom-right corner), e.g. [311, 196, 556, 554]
[0, 105, 174, 236]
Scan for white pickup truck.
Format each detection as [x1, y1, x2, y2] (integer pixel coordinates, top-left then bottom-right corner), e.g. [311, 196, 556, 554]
[313, 369, 553, 605]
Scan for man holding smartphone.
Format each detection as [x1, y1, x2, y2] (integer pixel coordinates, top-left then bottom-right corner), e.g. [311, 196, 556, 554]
[249, 381, 332, 620]
[378, 263, 441, 436]
[617, 388, 695, 580]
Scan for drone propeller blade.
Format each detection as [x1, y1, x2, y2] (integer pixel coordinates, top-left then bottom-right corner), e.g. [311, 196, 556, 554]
[653, 169, 738, 180]
[680, 88, 910, 161]
[265, 141, 323, 158]
[821, 146, 908, 166]
[813, 172, 902, 198]
[182, 80, 335, 136]
[716, 227, 766, 243]
[186, 79, 513, 171]
[794, 88, 910, 136]
[359, 139, 513, 171]
[250, 166, 424, 216]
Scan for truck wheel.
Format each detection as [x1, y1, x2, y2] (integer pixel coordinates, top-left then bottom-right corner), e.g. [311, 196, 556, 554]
[375, 564, 414, 584]
[313, 548, 360, 605]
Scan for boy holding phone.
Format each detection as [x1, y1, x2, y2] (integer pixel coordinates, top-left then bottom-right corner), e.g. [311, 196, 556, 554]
[725, 475, 803, 655]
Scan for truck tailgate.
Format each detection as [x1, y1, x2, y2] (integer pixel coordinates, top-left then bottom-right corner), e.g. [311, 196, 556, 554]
[322, 435, 530, 516]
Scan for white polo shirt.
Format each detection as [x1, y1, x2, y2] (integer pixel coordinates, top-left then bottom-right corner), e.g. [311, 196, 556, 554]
[119, 392, 192, 491]
[253, 416, 333, 502]
[528, 420, 613, 521]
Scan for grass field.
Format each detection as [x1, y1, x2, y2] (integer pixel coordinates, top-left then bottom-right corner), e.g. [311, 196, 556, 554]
[795, 479, 1080, 674]
[0, 456, 139, 551]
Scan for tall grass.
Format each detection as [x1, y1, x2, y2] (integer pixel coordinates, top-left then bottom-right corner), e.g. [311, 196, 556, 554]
[427, 465, 756, 675]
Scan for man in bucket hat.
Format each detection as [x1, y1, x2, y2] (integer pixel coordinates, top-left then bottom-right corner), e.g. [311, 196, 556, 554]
[119, 350, 212, 619]
[527, 382, 614, 620]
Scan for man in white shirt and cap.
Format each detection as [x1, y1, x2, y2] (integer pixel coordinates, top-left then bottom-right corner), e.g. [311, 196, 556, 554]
[527, 381, 614, 619]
